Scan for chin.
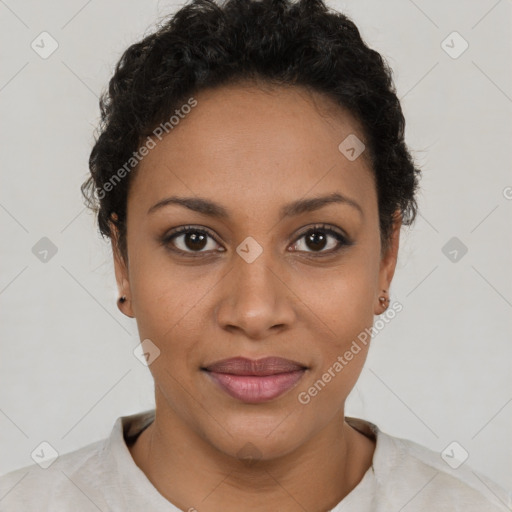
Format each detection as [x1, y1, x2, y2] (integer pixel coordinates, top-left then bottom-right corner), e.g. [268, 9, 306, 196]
[199, 411, 312, 463]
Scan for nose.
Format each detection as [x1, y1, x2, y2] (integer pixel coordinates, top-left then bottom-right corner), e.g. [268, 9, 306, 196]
[215, 247, 296, 340]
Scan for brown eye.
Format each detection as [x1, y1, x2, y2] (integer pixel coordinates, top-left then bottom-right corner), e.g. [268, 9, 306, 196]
[290, 225, 350, 254]
[163, 226, 223, 255]
[305, 231, 329, 251]
[179, 231, 209, 251]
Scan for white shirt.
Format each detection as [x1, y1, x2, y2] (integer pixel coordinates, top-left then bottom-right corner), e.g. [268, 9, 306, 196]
[1, 409, 510, 511]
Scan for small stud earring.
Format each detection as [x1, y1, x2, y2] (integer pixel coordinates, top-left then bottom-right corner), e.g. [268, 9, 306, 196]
[118, 296, 127, 304]
[379, 289, 389, 308]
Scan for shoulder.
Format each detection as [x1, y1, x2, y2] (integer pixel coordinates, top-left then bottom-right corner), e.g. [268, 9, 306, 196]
[376, 430, 512, 511]
[0, 410, 156, 511]
[0, 438, 111, 511]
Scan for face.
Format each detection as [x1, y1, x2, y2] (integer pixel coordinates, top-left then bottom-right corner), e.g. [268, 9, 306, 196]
[113, 82, 400, 460]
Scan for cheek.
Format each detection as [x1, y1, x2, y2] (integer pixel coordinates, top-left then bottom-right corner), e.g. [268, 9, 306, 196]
[292, 250, 378, 392]
[297, 253, 378, 337]
[307, 276, 374, 383]
[127, 249, 224, 386]
[128, 244, 212, 333]
[295, 266, 375, 412]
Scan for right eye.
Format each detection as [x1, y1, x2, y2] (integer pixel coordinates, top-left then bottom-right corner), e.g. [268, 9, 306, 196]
[161, 225, 225, 256]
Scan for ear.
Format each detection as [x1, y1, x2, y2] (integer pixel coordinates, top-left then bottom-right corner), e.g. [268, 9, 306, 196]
[374, 211, 401, 315]
[110, 215, 135, 318]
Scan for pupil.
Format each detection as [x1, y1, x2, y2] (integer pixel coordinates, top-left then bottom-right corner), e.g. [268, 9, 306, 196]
[186, 232, 207, 251]
[307, 232, 326, 251]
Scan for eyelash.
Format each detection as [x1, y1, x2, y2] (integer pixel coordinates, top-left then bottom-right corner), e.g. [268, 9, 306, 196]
[161, 224, 352, 257]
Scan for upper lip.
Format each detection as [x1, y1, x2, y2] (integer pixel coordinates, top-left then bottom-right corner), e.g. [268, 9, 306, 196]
[203, 357, 307, 376]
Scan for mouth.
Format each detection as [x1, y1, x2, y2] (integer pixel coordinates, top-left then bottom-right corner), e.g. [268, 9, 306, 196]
[201, 356, 308, 404]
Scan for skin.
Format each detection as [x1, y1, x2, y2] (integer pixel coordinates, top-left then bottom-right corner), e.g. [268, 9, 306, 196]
[112, 81, 401, 512]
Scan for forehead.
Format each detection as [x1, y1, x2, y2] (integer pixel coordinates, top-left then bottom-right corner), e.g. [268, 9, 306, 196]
[128, 82, 376, 221]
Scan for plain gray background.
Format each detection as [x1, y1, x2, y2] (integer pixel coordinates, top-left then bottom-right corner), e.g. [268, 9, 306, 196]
[1, 0, 511, 498]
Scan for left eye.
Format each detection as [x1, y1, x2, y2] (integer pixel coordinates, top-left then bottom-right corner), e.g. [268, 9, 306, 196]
[290, 226, 349, 254]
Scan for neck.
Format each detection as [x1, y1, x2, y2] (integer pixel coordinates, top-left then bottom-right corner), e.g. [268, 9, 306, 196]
[129, 396, 375, 512]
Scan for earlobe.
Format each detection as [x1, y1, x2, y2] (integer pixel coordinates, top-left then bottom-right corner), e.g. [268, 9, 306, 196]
[117, 294, 135, 318]
[110, 216, 135, 318]
[114, 258, 135, 318]
[375, 289, 390, 315]
[374, 212, 401, 315]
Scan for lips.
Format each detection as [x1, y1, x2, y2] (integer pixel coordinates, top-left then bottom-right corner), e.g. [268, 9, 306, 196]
[204, 356, 306, 375]
[202, 357, 308, 403]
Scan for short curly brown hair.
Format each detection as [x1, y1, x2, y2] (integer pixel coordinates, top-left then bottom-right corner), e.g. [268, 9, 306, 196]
[81, 0, 421, 262]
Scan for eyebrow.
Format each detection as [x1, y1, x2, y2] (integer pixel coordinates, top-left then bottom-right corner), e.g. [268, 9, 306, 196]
[147, 192, 363, 219]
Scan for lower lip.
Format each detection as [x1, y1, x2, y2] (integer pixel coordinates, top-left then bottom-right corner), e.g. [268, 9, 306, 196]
[204, 370, 306, 403]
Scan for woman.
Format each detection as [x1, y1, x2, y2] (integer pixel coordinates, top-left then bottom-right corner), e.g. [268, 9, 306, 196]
[1, 0, 509, 510]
